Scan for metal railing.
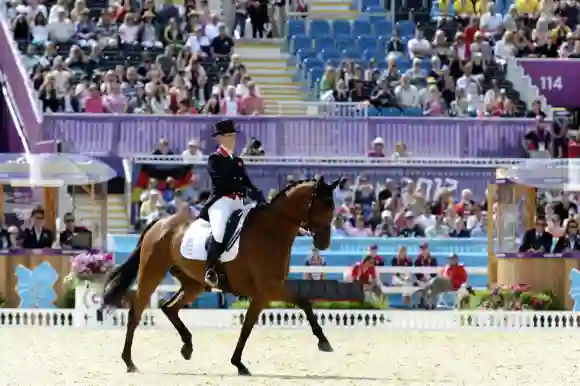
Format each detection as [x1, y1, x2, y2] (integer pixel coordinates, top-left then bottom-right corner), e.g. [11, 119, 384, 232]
[266, 101, 369, 117]
[129, 155, 527, 167]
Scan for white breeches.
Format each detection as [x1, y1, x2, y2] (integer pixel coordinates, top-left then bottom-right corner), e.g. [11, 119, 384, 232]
[208, 197, 246, 242]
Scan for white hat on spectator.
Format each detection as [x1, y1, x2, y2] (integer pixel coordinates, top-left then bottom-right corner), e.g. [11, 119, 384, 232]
[188, 139, 200, 147]
[16, 4, 27, 13]
[405, 211, 414, 218]
[372, 137, 385, 145]
[149, 189, 160, 197]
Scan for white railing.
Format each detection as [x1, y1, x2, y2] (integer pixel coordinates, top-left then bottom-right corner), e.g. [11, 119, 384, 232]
[267, 101, 369, 118]
[506, 56, 553, 117]
[130, 155, 527, 167]
[5, 308, 580, 330]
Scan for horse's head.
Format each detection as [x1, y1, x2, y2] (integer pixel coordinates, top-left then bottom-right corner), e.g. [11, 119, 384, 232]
[273, 176, 342, 250]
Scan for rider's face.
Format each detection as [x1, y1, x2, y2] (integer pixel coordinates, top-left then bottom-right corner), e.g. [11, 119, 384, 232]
[218, 133, 236, 151]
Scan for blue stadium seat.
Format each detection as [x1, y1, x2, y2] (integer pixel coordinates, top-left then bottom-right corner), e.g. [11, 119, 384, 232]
[319, 49, 341, 63]
[419, 59, 432, 72]
[357, 35, 376, 52]
[365, 5, 384, 12]
[335, 36, 353, 52]
[374, 20, 393, 36]
[290, 35, 312, 54]
[314, 36, 335, 51]
[308, 67, 324, 89]
[309, 20, 331, 37]
[381, 107, 404, 116]
[303, 57, 324, 71]
[296, 49, 317, 63]
[363, 48, 381, 61]
[332, 20, 351, 37]
[397, 20, 416, 37]
[377, 35, 390, 51]
[342, 48, 361, 60]
[360, 0, 380, 8]
[403, 107, 423, 116]
[352, 20, 372, 36]
[396, 57, 412, 68]
[367, 13, 386, 24]
[286, 19, 306, 38]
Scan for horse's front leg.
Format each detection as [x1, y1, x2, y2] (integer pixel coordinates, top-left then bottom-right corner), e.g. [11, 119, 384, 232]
[281, 291, 333, 352]
[231, 297, 268, 376]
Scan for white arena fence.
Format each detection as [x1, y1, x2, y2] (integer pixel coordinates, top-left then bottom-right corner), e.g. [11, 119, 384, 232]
[3, 308, 580, 331]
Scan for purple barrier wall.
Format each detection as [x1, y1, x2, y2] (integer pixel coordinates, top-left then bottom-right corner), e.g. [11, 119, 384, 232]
[0, 16, 41, 150]
[187, 163, 495, 201]
[518, 59, 580, 109]
[0, 82, 23, 153]
[43, 114, 533, 157]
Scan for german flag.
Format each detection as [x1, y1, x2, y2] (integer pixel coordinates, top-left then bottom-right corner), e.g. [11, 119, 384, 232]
[132, 163, 193, 201]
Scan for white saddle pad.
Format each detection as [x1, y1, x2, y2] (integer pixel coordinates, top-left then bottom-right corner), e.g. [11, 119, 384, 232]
[180, 207, 252, 263]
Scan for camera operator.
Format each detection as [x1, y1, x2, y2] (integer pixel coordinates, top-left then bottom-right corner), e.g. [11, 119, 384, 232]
[241, 137, 265, 156]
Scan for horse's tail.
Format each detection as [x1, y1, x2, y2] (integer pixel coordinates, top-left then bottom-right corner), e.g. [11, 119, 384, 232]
[102, 220, 159, 307]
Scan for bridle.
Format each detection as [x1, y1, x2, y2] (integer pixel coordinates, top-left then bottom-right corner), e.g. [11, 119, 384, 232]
[271, 182, 333, 234]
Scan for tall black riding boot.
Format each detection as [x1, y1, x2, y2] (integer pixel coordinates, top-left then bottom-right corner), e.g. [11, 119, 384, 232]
[205, 236, 224, 287]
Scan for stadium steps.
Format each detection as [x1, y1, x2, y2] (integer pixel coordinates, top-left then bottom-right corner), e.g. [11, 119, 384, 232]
[73, 194, 130, 235]
[235, 40, 310, 115]
[309, 0, 357, 19]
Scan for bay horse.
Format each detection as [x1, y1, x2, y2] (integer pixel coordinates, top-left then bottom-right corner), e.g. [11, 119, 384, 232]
[102, 177, 341, 375]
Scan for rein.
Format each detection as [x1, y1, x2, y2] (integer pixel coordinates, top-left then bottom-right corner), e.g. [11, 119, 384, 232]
[266, 188, 317, 231]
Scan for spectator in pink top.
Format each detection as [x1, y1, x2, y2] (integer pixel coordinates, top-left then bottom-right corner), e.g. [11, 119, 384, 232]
[346, 215, 374, 236]
[424, 86, 445, 116]
[83, 84, 105, 113]
[240, 82, 264, 115]
[103, 79, 128, 113]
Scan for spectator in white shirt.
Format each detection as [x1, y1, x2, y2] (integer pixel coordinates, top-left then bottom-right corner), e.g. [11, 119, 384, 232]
[48, 0, 67, 23]
[31, 13, 49, 45]
[141, 11, 163, 48]
[185, 26, 210, 56]
[407, 29, 432, 59]
[48, 9, 75, 43]
[494, 31, 517, 60]
[118, 13, 140, 44]
[204, 14, 221, 41]
[48, 56, 71, 93]
[25, 0, 47, 21]
[480, 3, 503, 36]
[236, 75, 261, 97]
[395, 75, 420, 107]
[182, 140, 205, 160]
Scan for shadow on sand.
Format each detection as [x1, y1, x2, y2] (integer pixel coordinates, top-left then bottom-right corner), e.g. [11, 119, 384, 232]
[162, 372, 387, 382]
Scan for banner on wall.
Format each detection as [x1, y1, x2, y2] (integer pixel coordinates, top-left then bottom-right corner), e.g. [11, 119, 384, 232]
[184, 163, 495, 201]
[518, 59, 580, 109]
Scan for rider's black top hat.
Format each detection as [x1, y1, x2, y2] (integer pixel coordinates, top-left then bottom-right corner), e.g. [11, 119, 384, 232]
[212, 119, 239, 137]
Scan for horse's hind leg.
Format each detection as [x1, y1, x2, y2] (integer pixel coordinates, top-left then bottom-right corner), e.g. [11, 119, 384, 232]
[280, 290, 332, 352]
[123, 251, 170, 373]
[161, 266, 205, 360]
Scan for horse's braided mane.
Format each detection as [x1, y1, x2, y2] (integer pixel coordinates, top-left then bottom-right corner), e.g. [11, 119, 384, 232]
[270, 179, 316, 204]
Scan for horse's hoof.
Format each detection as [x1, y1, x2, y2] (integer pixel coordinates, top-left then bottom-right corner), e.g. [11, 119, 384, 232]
[238, 367, 252, 376]
[181, 344, 193, 360]
[126, 365, 139, 373]
[318, 341, 334, 352]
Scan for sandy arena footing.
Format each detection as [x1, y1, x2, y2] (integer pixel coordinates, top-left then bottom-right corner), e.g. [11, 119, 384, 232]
[0, 328, 578, 385]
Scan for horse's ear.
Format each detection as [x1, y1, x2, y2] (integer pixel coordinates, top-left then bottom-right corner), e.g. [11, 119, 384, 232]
[330, 178, 342, 190]
[317, 176, 325, 184]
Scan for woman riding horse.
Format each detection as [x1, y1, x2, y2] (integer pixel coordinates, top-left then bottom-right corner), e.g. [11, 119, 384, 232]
[103, 123, 342, 376]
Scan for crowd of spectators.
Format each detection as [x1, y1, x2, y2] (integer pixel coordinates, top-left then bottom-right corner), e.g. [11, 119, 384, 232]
[321, 0, 580, 118]
[7, 0, 265, 115]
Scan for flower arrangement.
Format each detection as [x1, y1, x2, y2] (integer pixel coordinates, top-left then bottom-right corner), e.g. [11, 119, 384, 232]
[474, 284, 558, 311]
[68, 252, 114, 282]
